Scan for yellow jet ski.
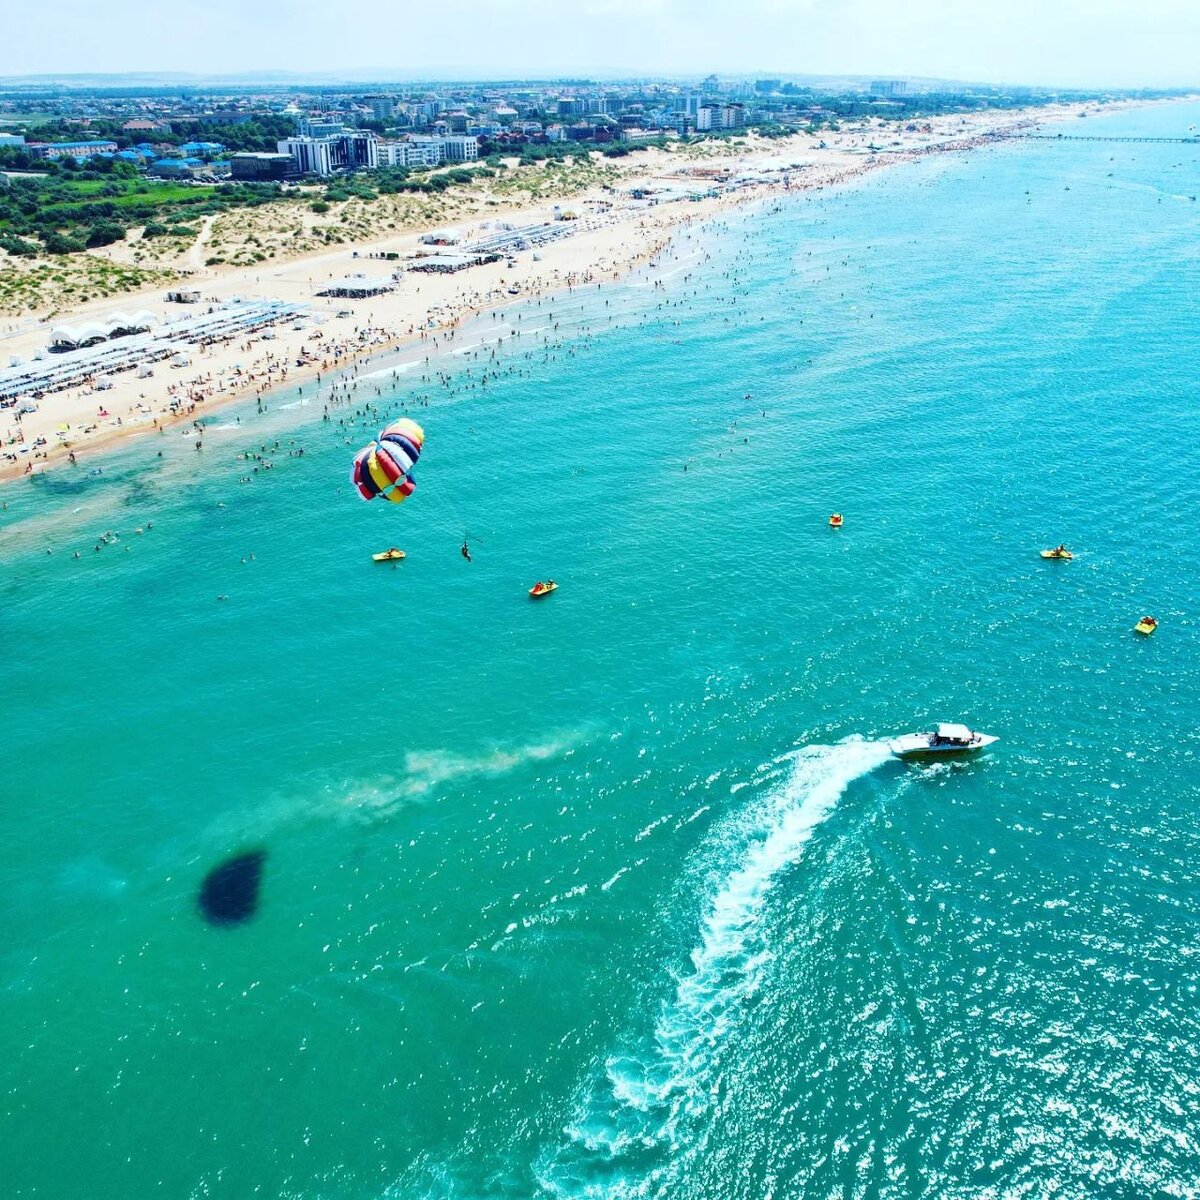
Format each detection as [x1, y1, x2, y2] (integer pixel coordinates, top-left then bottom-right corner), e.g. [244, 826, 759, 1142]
[373, 548, 406, 562]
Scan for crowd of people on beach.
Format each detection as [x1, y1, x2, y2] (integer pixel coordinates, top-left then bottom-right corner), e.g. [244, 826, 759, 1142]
[3, 119, 1036, 494]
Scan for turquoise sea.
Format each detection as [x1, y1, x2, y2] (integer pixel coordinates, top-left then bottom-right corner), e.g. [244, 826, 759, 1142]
[3, 102, 1200, 1199]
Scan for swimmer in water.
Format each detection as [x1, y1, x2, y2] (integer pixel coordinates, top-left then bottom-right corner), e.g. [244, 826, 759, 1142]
[461, 541, 472, 562]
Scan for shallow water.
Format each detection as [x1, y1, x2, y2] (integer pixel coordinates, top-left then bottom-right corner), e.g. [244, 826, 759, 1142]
[3, 102, 1200, 1198]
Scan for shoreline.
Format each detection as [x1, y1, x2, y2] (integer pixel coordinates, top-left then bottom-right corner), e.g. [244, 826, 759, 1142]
[0, 99, 1164, 486]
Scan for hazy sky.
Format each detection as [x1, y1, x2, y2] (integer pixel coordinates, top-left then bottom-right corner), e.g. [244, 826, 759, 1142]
[10, 0, 1200, 87]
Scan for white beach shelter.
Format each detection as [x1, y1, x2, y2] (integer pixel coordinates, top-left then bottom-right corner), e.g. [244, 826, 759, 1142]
[76, 323, 108, 347]
[104, 311, 136, 335]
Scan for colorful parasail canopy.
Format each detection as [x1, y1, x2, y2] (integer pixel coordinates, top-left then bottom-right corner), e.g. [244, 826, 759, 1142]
[351, 418, 425, 503]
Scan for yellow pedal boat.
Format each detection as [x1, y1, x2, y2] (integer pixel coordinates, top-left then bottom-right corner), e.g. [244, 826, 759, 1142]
[829, 513, 844, 528]
[1040, 548, 1073, 560]
[372, 548, 406, 562]
[529, 581, 558, 598]
[1134, 616, 1158, 635]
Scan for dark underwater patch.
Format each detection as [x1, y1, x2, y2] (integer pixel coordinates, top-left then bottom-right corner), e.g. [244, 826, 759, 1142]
[27, 472, 92, 497]
[198, 850, 267, 926]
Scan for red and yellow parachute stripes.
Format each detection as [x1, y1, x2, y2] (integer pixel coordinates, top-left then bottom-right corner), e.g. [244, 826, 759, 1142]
[350, 419, 425, 504]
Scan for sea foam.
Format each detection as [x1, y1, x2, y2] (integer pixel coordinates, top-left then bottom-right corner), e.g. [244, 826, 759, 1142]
[538, 737, 892, 1198]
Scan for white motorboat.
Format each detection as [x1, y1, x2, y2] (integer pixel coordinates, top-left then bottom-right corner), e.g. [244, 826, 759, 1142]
[890, 723, 998, 760]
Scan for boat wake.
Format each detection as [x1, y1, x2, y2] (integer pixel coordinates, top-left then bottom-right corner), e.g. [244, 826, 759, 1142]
[334, 730, 592, 820]
[537, 737, 892, 1199]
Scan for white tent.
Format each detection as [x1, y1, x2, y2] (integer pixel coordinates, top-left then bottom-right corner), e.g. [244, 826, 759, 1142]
[75, 323, 108, 347]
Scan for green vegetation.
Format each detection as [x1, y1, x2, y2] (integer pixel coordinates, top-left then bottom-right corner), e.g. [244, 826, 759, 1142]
[0, 156, 293, 255]
[476, 136, 668, 163]
[0, 255, 173, 315]
[16, 113, 298, 154]
[366, 164, 495, 197]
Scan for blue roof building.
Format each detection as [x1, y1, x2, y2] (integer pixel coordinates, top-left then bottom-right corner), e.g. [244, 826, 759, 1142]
[148, 157, 206, 177]
[28, 139, 119, 160]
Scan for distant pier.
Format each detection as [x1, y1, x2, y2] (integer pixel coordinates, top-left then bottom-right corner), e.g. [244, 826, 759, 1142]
[1015, 134, 1200, 145]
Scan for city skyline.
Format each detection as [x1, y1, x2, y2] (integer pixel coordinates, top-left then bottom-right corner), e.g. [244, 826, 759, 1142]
[10, 0, 1200, 88]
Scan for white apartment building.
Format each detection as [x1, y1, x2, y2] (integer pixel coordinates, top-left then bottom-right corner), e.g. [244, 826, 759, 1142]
[696, 104, 746, 132]
[297, 118, 345, 138]
[406, 138, 446, 167]
[279, 136, 335, 175]
[378, 135, 480, 170]
[442, 135, 479, 162]
[378, 141, 409, 168]
[278, 132, 378, 176]
[346, 131, 379, 170]
[379, 140, 433, 168]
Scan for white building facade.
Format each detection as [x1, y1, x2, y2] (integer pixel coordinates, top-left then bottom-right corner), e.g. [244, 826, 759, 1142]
[696, 104, 746, 132]
[278, 132, 378, 176]
[442, 136, 479, 162]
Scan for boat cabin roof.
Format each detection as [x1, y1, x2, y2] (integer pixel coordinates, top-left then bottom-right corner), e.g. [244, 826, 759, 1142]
[936, 723, 973, 742]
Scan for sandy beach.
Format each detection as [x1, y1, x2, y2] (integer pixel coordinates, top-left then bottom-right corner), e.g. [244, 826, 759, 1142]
[0, 101, 1132, 481]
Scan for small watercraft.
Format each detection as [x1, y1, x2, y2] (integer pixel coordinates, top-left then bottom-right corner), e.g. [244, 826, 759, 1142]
[372, 548, 406, 562]
[890, 723, 999, 760]
[1040, 547, 1073, 560]
[529, 580, 558, 598]
[1134, 616, 1158, 635]
[829, 513, 844, 528]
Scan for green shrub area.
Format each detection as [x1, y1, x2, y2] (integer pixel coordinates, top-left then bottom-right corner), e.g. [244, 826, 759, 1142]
[0, 155, 294, 255]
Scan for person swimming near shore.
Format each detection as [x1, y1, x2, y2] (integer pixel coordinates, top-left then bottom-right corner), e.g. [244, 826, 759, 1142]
[461, 541, 472, 562]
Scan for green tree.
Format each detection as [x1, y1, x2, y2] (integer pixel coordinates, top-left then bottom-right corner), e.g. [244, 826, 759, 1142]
[85, 220, 126, 247]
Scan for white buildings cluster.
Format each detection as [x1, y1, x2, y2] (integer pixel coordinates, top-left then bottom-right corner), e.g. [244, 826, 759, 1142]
[274, 125, 478, 177]
[377, 135, 479, 169]
[278, 130, 380, 175]
[695, 104, 746, 132]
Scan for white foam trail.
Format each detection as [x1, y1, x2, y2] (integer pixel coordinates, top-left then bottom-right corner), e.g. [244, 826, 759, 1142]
[396, 738, 576, 797]
[330, 731, 592, 822]
[654, 739, 891, 1096]
[539, 738, 892, 1198]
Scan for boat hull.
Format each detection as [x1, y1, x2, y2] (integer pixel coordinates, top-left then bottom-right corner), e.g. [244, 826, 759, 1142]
[890, 733, 999, 759]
